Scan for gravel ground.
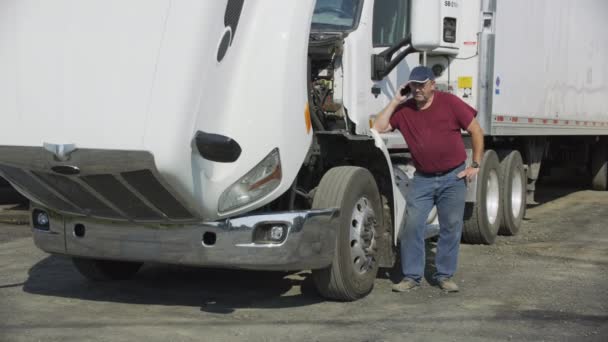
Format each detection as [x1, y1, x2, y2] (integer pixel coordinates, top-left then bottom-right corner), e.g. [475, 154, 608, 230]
[0, 184, 606, 342]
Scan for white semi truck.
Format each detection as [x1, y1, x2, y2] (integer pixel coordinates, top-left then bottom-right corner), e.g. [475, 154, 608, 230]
[0, 0, 606, 301]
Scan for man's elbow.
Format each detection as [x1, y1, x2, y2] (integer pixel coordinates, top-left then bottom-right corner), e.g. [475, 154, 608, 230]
[467, 119, 484, 137]
[373, 123, 386, 133]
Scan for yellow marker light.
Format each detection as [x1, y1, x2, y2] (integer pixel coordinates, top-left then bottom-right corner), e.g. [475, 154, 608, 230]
[304, 102, 312, 134]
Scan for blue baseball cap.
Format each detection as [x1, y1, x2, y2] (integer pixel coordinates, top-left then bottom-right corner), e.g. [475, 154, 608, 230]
[408, 66, 435, 83]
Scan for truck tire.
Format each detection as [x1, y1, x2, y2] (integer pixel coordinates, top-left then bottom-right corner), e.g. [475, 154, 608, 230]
[462, 150, 503, 245]
[591, 139, 607, 191]
[72, 257, 143, 281]
[498, 151, 526, 236]
[311, 166, 381, 301]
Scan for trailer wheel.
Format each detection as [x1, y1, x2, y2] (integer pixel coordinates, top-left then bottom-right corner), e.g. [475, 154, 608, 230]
[498, 151, 526, 236]
[311, 166, 381, 301]
[591, 139, 607, 191]
[462, 150, 503, 245]
[72, 257, 143, 281]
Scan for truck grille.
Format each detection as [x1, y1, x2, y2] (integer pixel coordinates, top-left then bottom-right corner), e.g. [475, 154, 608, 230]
[0, 148, 197, 222]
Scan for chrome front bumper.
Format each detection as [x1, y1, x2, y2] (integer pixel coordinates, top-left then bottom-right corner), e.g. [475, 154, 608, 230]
[32, 207, 340, 271]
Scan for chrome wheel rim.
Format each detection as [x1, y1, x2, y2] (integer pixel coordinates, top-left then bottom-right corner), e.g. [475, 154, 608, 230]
[486, 169, 500, 225]
[349, 197, 377, 275]
[511, 168, 524, 219]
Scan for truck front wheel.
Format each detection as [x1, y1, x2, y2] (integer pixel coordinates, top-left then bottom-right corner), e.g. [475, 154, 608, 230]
[72, 257, 143, 281]
[311, 166, 382, 301]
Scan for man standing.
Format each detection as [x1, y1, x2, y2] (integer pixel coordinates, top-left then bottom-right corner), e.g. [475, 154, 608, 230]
[373, 66, 484, 292]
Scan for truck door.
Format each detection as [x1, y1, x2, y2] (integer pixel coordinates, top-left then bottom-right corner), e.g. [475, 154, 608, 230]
[342, 0, 418, 134]
[370, 0, 414, 104]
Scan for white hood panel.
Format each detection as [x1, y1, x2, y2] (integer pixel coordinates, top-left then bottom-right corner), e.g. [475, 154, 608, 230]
[0, 0, 170, 149]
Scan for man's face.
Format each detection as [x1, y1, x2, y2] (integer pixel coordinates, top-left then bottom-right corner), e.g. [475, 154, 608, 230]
[410, 80, 435, 102]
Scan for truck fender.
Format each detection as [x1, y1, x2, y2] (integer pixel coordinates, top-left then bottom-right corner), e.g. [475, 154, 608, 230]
[369, 129, 405, 244]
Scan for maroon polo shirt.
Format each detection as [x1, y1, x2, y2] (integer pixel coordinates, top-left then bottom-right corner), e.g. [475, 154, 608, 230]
[389, 92, 476, 173]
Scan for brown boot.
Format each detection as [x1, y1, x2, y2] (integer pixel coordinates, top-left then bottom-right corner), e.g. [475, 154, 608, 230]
[391, 278, 420, 292]
[438, 278, 459, 292]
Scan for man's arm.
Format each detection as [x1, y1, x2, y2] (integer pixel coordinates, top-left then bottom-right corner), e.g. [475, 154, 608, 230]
[457, 118, 485, 181]
[468, 118, 484, 165]
[372, 85, 408, 133]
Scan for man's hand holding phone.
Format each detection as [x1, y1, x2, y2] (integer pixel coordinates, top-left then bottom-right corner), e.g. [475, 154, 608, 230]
[394, 83, 411, 104]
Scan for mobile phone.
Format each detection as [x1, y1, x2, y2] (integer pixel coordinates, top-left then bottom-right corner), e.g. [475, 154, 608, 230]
[400, 85, 411, 97]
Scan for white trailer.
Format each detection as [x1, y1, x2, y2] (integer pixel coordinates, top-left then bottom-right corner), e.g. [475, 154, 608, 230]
[420, 0, 608, 241]
[0, 0, 606, 301]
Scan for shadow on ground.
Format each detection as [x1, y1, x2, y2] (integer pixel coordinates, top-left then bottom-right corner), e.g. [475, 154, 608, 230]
[529, 176, 590, 208]
[23, 255, 324, 313]
[379, 240, 440, 287]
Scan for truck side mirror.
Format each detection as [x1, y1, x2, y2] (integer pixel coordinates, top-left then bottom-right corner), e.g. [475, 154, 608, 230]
[371, 35, 416, 81]
[371, 0, 462, 81]
[411, 0, 461, 53]
[411, 0, 441, 51]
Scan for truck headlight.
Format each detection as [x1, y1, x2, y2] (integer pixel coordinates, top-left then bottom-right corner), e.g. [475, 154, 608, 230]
[218, 148, 282, 213]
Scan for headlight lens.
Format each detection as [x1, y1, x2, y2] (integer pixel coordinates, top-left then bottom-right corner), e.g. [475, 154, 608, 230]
[218, 148, 282, 213]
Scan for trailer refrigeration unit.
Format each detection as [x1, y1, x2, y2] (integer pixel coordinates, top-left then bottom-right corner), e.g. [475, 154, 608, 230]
[0, 0, 606, 300]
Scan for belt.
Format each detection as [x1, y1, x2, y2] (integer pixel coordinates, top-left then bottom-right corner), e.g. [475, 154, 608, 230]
[415, 162, 464, 177]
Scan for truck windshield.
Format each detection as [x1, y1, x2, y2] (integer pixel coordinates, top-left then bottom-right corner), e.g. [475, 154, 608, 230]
[311, 0, 362, 31]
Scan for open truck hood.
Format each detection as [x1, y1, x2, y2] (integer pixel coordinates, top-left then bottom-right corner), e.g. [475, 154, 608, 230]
[0, 1, 316, 220]
[0, 1, 171, 149]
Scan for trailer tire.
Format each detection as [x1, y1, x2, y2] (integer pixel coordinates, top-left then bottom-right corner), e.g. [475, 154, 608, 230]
[311, 166, 381, 301]
[498, 151, 526, 236]
[591, 139, 607, 191]
[462, 150, 503, 245]
[72, 257, 143, 281]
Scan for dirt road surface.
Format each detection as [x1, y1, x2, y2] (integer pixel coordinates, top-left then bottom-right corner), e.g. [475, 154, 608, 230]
[1, 184, 607, 342]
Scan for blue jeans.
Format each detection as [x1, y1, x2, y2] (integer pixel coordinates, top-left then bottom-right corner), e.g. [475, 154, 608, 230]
[399, 163, 466, 283]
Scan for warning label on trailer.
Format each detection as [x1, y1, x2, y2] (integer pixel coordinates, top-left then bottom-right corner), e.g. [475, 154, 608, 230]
[458, 76, 473, 89]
